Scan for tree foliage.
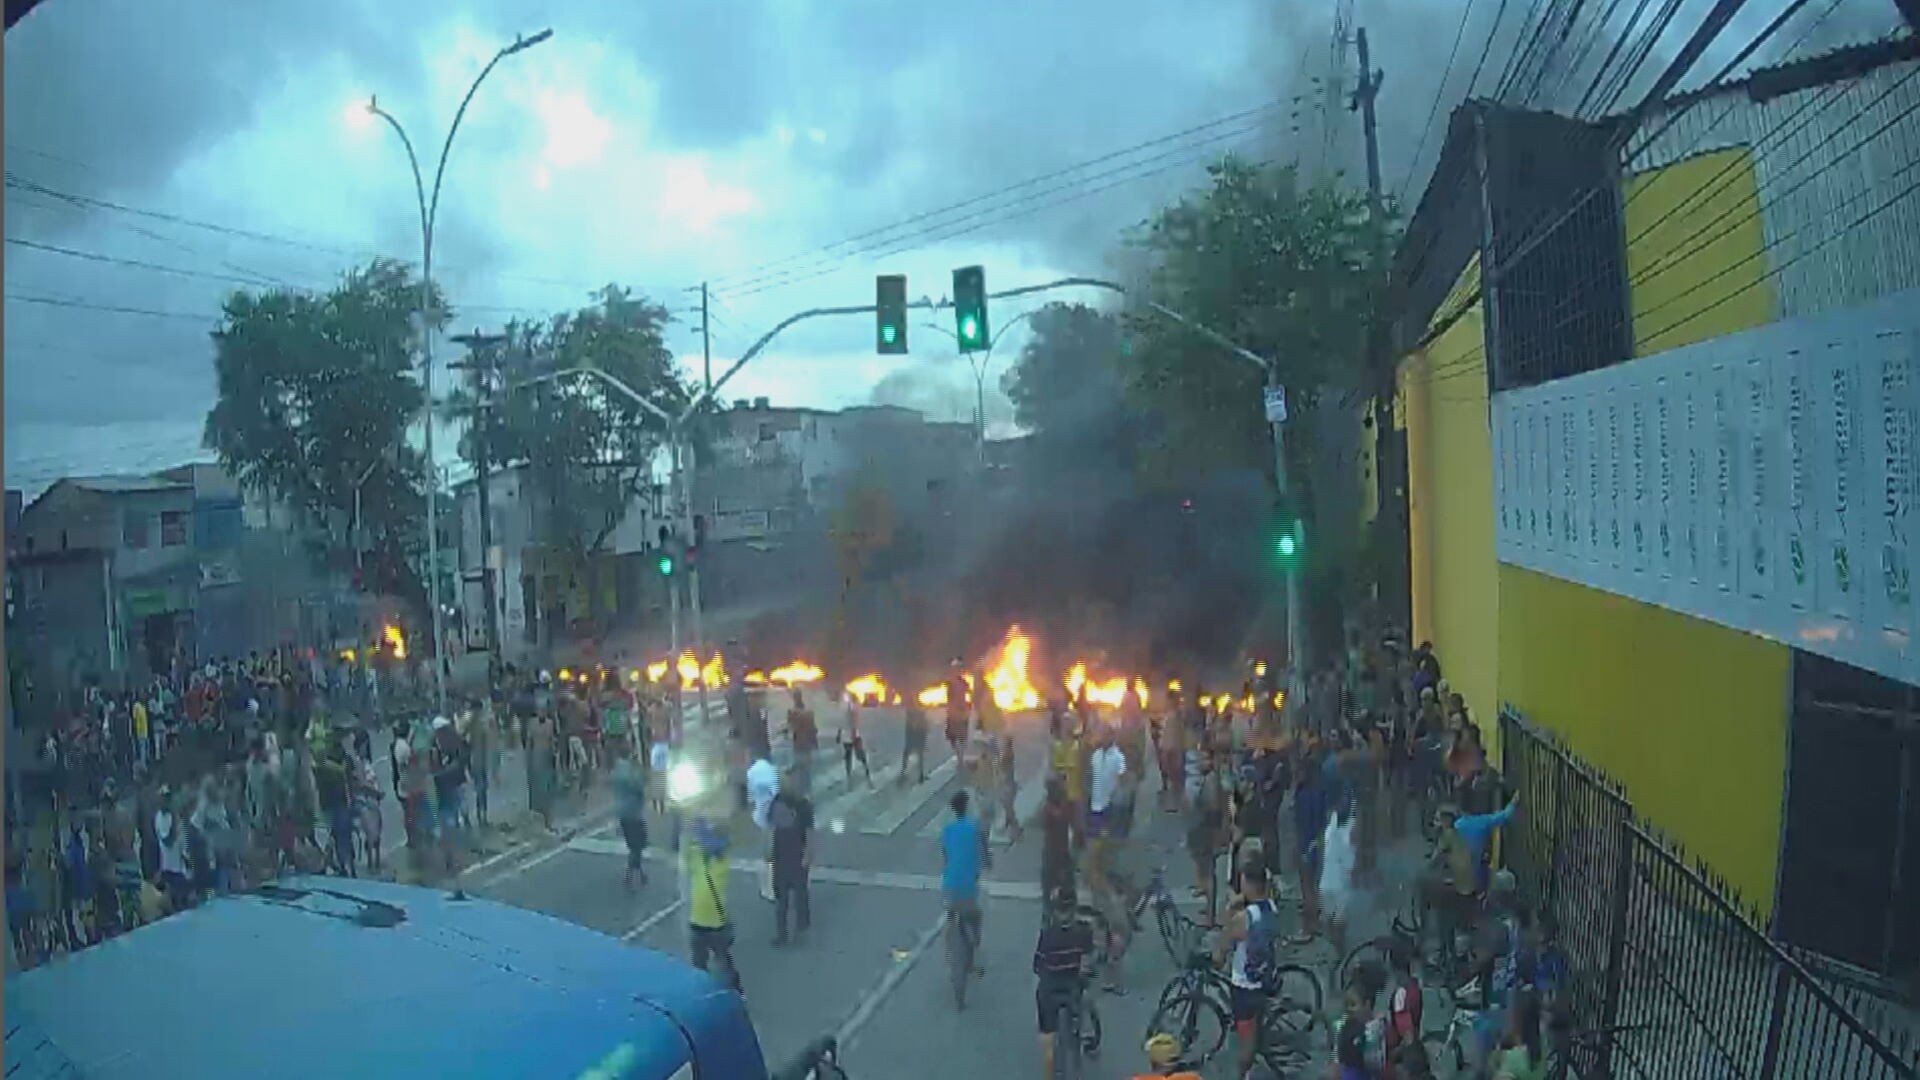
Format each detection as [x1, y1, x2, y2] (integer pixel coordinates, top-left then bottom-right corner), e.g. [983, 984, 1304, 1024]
[462, 286, 689, 563]
[1001, 302, 1146, 474]
[203, 258, 444, 595]
[1118, 155, 1388, 487]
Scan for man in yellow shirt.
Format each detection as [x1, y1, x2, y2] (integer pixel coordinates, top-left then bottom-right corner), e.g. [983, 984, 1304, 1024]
[131, 698, 151, 771]
[683, 811, 742, 993]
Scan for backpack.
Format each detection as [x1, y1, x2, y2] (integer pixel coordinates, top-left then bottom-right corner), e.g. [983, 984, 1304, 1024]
[1243, 898, 1283, 990]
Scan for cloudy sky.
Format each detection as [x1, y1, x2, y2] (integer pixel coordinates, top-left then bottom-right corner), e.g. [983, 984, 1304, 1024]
[4, 0, 1900, 497]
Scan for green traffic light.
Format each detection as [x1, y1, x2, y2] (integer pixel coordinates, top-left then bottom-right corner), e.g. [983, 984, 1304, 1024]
[657, 555, 675, 577]
[881, 324, 897, 345]
[960, 315, 980, 344]
[1277, 533, 1297, 557]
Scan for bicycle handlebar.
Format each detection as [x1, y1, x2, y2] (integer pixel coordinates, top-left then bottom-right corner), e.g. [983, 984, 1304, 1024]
[772, 1035, 841, 1080]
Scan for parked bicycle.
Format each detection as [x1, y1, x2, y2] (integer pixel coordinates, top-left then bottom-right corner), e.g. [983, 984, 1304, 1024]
[1078, 863, 1208, 969]
[1148, 949, 1323, 1069]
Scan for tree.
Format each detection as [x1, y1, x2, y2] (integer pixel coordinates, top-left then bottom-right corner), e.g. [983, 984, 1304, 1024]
[462, 286, 689, 631]
[1001, 302, 1146, 473]
[1117, 155, 1394, 659]
[203, 258, 444, 605]
[1119, 155, 1387, 489]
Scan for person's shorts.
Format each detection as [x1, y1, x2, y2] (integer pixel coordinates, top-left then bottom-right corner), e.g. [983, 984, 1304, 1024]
[1229, 983, 1270, 1026]
[438, 791, 464, 832]
[1087, 808, 1112, 839]
[1036, 982, 1077, 1035]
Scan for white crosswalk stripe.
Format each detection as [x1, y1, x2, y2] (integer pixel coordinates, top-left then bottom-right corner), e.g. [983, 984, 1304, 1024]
[915, 761, 1052, 840]
[861, 757, 957, 835]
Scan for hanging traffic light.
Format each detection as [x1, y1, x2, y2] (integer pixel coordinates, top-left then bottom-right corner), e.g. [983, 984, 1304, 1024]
[657, 550, 677, 577]
[1272, 516, 1305, 565]
[952, 265, 988, 351]
[876, 274, 908, 355]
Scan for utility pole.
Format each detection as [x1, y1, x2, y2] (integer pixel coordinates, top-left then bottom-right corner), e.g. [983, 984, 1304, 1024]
[693, 285, 712, 721]
[1353, 26, 1407, 626]
[451, 330, 508, 687]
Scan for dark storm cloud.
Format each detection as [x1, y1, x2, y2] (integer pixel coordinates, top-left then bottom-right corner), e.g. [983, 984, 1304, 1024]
[4, 0, 427, 207]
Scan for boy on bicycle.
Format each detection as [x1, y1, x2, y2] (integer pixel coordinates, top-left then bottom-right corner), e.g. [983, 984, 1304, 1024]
[1033, 884, 1095, 1077]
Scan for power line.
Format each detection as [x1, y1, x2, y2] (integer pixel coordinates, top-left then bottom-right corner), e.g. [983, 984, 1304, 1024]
[5, 236, 289, 289]
[1398, 0, 1483, 201]
[719, 122, 1267, 302]
[1464, 0, 1523, 98]
[706, 96, 1296, 293]
[5, 292, 217, 323]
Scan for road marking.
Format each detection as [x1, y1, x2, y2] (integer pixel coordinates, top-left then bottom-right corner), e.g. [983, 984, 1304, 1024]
[913, 759, 1046, 841]
[861, 757, 956, 836]
[816, 763, 903, 829]
[621, 898, 687, 941]
[835, 913, 945, 1055]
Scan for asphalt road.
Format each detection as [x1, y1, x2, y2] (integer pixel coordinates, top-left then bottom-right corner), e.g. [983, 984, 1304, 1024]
[463, 693, 1437, 1079]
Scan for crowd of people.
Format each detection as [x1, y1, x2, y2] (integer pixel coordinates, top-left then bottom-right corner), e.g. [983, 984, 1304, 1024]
[1, 644, 701, 972]
[988, 628, 1557, 1080]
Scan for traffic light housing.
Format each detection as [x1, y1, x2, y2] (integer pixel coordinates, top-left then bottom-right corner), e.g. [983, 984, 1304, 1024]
[656, 550, 676, 577]
[952, 265, 988, 351]
[1271, 512, 1305, 565]
[876, 274, 908, 355]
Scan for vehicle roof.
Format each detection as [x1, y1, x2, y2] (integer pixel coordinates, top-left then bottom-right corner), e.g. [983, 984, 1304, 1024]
[4, 876, 766, 1080]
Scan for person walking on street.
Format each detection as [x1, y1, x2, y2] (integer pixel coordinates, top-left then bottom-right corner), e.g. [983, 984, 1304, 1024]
[940, 788, 990, 990]
[611, 751, 648, 891]
[431, 716, 470, 873]
[1033, 883, 1095, 1079]
[785, 688, 819, 795]
[900, 698, 930, 785]
[1039, 776, 1075, 902]
[1087, 726, 1128, 902]
[1319, 794, 1359, 988]
[469, 701, 495, 829]
[314, 738, 354, 877]
[995, 731, 1022, 844]
[769, 765, 813, 947]
[684, 812, 742, 994]
[839, 692, 872, 787]
[944, 662, 971, 776]
[745, 749, 780, 903]
[526, 705, 558, 831]
[153, 788, 189, 913]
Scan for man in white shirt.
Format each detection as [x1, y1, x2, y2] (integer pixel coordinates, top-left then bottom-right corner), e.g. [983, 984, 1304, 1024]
[745, 752, 781, 902]
[154, 789, 190, 912]
[1086, 727, 1128, 901]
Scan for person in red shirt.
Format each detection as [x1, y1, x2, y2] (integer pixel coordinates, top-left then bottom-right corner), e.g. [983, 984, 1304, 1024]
[1384, 937, 1426, 1078]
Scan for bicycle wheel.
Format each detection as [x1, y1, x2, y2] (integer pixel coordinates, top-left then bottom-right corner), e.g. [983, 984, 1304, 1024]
[1339, 937, 1394, 995]
[1271, 963, 1325, 1021]
[1154, 901, 1204, 965]
[1076, 904, 1112, 968]
[1147, 989, 1230, 1067]
[1419, 1029, 1467, 1079]
[1080, 998, 1103, 1059]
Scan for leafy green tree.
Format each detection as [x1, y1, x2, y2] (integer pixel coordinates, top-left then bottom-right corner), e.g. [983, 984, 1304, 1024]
[203, 258, 444, 602]
[1120, 155, 1386, 490]
[460, 286, 689, 624]
[1001, 302, 1145, 473]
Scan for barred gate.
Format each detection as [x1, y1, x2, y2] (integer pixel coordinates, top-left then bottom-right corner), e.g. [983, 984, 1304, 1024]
[1499, 707, 1917, 1079]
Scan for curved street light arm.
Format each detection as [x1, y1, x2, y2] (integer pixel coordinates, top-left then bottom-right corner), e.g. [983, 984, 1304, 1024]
[426, 29, 554, 247]
[367, 105, 430, 253]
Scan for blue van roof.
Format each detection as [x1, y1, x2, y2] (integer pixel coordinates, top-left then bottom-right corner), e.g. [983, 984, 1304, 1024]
[4, 877, 767, 1080]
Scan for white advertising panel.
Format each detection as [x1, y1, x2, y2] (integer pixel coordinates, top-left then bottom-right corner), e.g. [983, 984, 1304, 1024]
[1492, 289, 1920, 686]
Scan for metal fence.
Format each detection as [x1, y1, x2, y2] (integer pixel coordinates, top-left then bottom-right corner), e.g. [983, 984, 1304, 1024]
[1499, 707, 1918, 1080]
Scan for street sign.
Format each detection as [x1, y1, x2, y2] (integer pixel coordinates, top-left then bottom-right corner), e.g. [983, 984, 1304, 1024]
[1263, 385, 1288, 424]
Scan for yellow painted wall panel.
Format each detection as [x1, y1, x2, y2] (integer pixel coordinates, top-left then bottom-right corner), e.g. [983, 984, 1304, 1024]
[1624, 148, 1778, 356]
[1400, 258, 1501, 755]
[1497, 564, 1790, 914]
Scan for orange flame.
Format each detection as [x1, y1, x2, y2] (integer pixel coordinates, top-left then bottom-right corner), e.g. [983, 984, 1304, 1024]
[701, 653, 727, 689]
[646, 661, 669, 683]
[769, 661, 826, 686]
[844, 674, 889, 704]
[917, 684, 948, 708]
[675, 651, 701, 686]
[984, 626, 1042, 712]
[382, 624, 407, 660]
[744, 670, 769, 686]
[1064, 661, 1132, 708]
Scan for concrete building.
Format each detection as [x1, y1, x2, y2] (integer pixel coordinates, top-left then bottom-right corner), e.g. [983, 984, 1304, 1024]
[1391, 36, 1920, 983]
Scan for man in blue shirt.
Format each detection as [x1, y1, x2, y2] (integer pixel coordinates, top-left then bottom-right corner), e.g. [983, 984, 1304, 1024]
[941, 788, 991, 990]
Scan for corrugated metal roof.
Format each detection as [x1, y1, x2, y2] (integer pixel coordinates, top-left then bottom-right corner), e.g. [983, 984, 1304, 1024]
[65, 474, 191, 495]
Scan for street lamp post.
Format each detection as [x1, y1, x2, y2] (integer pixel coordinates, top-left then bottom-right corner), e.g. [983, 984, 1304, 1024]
[360, 27, 552, 715]
[921, 308, 1036, 462]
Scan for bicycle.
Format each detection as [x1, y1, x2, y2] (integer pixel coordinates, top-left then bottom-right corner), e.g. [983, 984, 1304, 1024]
[773, 1035, 849, 1080]
[1149, 950, 1324, 1069]
[1079, 864, 1207, 969]
[946, 902, 982, 1009]
[1051, 969, 1104, 1079]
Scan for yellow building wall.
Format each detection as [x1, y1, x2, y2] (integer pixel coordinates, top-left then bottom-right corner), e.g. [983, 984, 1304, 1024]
[1624, 146, 1777, 357]
[1400, 256, 1502, 756]
[1488, 144, 1788, 914]
[1497, 566, 1790, 912]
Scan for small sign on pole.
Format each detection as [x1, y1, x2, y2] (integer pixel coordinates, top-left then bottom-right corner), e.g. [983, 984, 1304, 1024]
[1263, 385, 1288, 424]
